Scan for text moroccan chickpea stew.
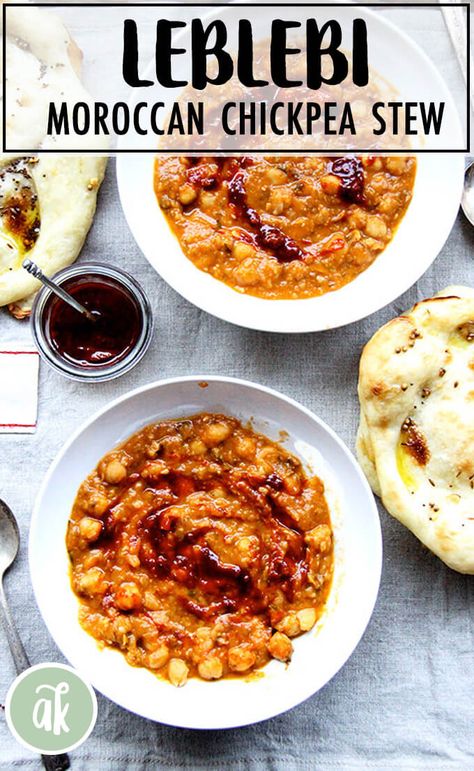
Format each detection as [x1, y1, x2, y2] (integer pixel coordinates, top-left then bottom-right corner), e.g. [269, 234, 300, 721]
[66, 414, 334, 685]
[154, 155, 416, 300]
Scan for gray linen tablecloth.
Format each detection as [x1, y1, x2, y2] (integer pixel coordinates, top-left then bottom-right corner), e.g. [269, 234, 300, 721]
[0, 162, 473, 769]
[1, 2, 473, 766]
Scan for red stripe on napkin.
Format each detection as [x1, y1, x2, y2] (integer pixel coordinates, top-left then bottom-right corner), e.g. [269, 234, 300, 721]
[0, 422, 37, 428]
[0, 351, 38, 355]
[0, 347, 39, 433]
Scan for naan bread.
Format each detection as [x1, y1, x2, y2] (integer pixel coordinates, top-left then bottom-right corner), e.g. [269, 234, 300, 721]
[0, 4, 107, 316]
[357, 287, 474, 573]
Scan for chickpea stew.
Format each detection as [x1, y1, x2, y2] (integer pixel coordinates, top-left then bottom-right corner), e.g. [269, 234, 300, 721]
[154, 155, 416, 300]
[66, 413, 334, 685]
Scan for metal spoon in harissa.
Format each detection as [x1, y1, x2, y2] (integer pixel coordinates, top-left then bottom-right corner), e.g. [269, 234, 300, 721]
[0, 499, 70, 771]
[461, 161, 474, 227]
[22, 259, 95, 322]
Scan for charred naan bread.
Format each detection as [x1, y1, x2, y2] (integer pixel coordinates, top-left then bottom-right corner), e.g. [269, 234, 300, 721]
[0, 4, 107, 317]
[357, 287, 474, 574]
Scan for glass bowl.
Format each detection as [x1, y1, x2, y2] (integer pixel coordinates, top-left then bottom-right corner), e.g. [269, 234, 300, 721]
[31, 263, 153, 382]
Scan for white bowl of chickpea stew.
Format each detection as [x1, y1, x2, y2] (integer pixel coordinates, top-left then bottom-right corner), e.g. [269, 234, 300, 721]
[117, 152, 464, 332]
[30, 376, 381, 728]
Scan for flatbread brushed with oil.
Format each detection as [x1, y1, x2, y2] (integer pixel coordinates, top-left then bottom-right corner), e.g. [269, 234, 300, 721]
[357, 286, 474, 573]
[0, 5, 107, 316]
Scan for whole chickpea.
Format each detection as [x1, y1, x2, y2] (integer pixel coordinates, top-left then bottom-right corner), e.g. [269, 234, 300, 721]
[198, 657, 223, 680]
[201, 421, 233, 447]
[234, 435, 257, 459]
[88, 493, 109, 517]
[178, 184, 197, 205]
[148, 644, 170, 670]
[232, 241, 256, 262]
[385, 157, 407, 176]
[78, 516, 103, 542]
[228, 645, 257, 673]
[297, 608, 317, 632]
[365, 215, 387, 240]
[168, 658, 189, 687]
[236, 536, 259, 567]
[103, 460, 127, 485]
[233, 257, 259, 288]
[276, 612, 301, 638]
[266, 166, 287, 185]
[200, 191, 216, 209]
[189, 438, 207, 455]
[141, 460, 168, 479]
[267, 632, 293, 662]
[320, 174, 341, 195]
[305, 525, 332, 554]
[78, 567, 105, 597]
[114, 582, 141, 611]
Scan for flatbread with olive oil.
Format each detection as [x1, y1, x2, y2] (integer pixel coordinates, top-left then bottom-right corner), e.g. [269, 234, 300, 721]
[0, 4, 107, 316]
[357, 287, 474, 573]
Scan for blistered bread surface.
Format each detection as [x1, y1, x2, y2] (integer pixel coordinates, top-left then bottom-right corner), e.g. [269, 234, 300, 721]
[357, 287, 474, 573]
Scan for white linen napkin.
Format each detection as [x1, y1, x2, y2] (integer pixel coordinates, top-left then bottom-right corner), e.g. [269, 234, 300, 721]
[0, 344, 39, 433]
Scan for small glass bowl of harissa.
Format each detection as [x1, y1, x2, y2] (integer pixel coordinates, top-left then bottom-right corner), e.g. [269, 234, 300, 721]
[31, 262, 153, 382]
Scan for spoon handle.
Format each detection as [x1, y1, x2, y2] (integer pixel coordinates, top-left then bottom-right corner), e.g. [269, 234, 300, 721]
[0, 583, 71, 770]
[0, 581, 29, 673]
[41, 754, 71, 770]
[23, 259, 94, 322]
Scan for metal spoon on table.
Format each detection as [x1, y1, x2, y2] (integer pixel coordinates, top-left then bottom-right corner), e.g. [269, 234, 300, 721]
[22, 259, 95, 322]
[0, 499, 70, 771]
[461, 162, 474, 227]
